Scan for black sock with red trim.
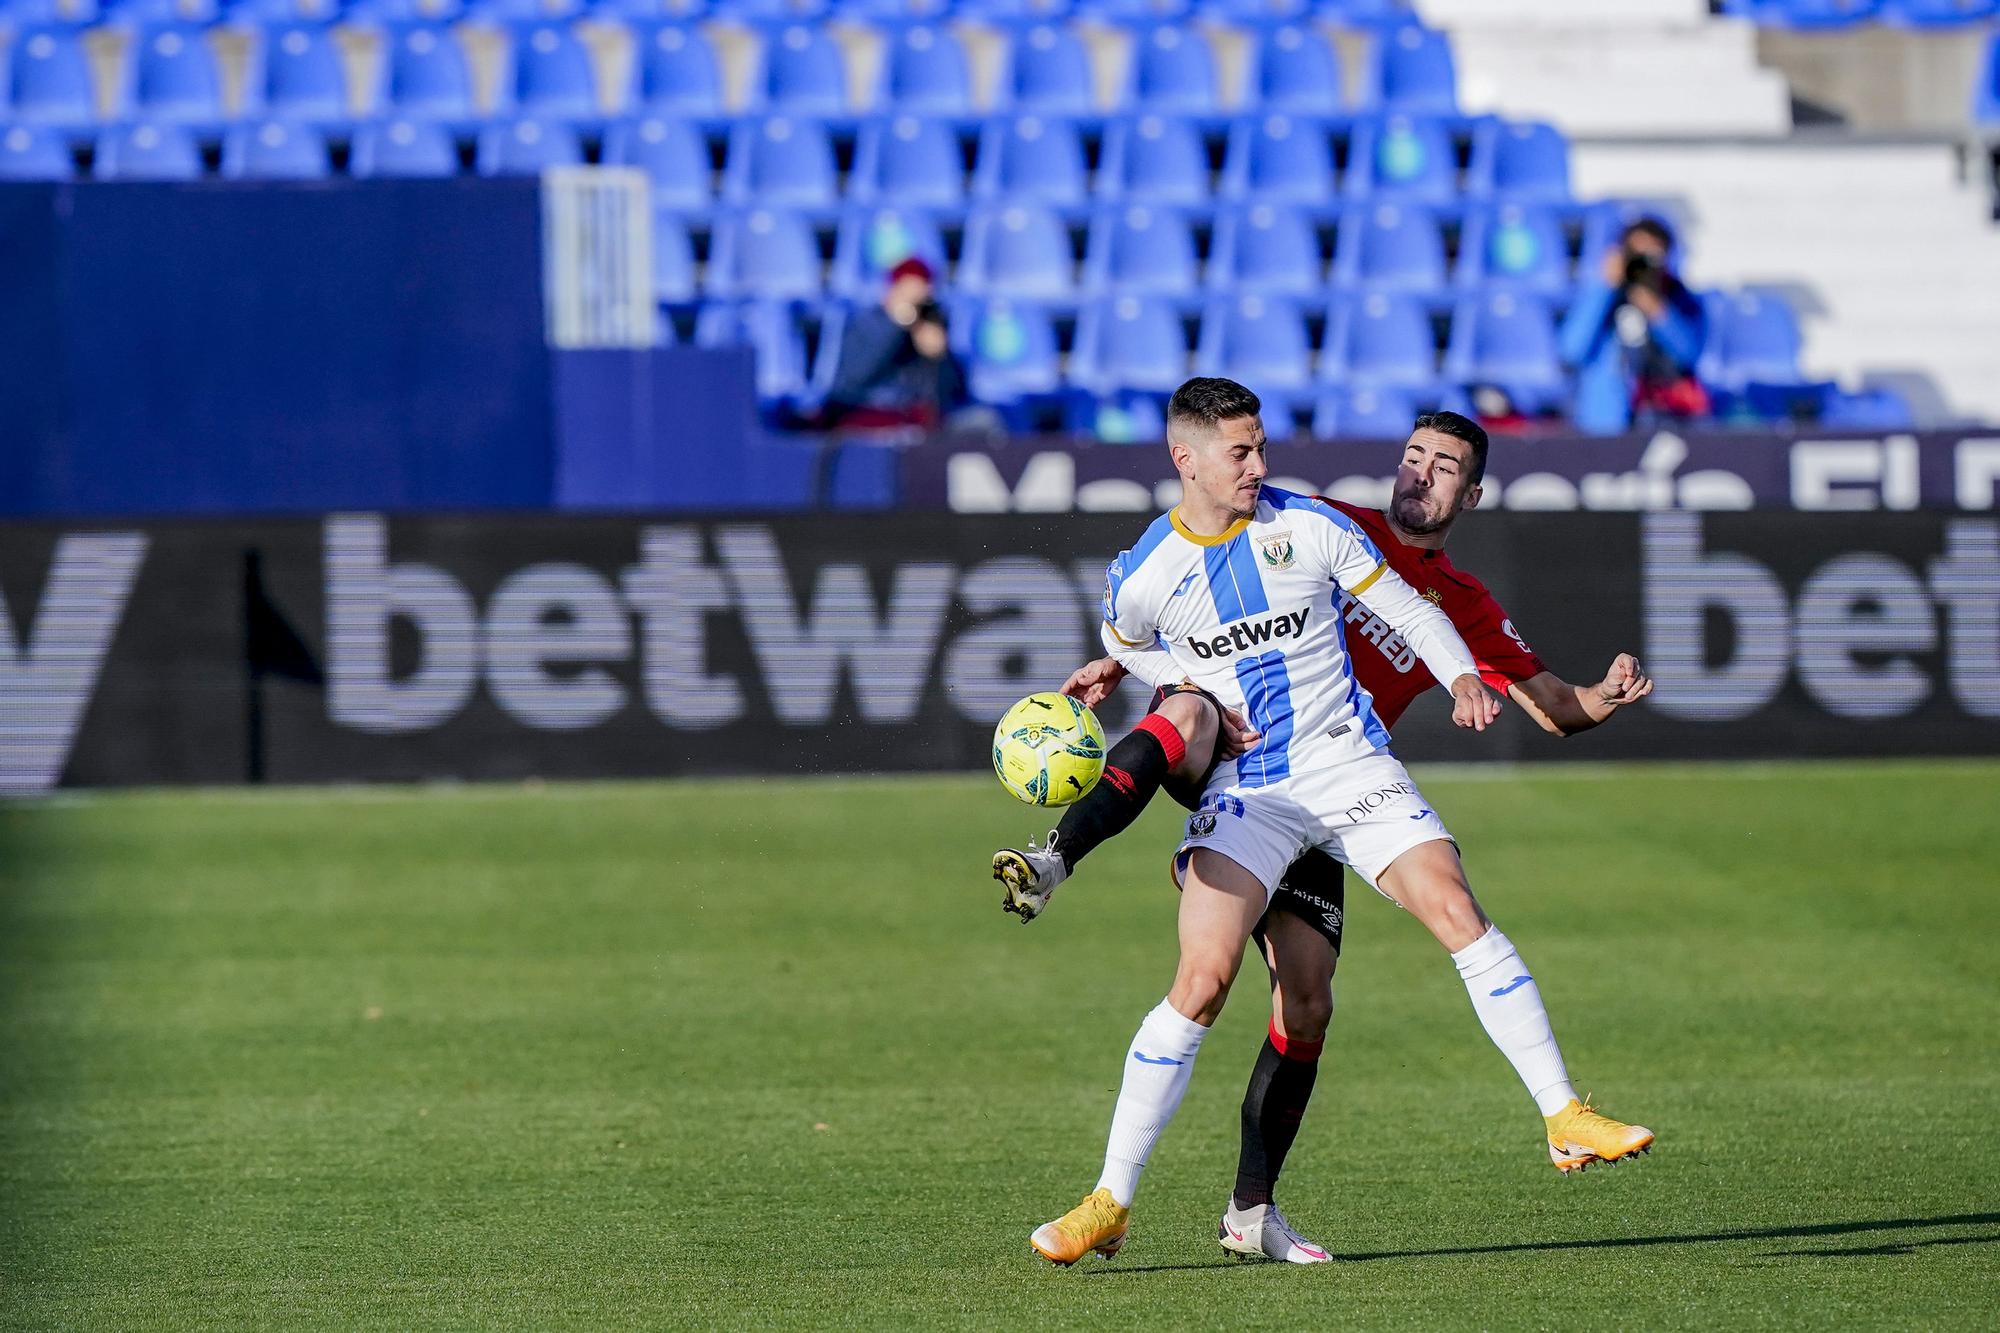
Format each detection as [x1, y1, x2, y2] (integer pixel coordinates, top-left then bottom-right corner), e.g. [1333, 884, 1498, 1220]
[1051, 714, 1185, 873]
[1232, 1022, 1323, 1210]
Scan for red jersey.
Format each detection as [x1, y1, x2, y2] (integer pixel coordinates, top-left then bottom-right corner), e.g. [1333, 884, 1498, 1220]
[1326, 500, 1546, 729]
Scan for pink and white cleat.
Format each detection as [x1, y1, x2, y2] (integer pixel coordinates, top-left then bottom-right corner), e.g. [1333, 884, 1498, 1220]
[1218, 1201, 1333, 1264]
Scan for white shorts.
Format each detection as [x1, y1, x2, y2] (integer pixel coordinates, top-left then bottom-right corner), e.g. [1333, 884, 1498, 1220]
[1172, 752, 1453, 899]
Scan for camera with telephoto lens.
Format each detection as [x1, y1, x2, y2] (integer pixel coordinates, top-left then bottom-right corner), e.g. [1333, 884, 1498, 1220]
[1622, 251, 1666, 293]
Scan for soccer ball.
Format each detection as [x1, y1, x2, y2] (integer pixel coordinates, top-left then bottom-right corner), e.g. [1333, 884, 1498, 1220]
[992, 693, 1107, 807]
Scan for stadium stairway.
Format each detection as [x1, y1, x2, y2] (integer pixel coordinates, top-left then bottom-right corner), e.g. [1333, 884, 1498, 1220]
[1573, 137, 2000, 426]
[1415, 0, 1793, 137]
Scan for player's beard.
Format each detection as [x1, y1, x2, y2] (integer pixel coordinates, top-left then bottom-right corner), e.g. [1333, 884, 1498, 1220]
[1391, 487, 1457, 535]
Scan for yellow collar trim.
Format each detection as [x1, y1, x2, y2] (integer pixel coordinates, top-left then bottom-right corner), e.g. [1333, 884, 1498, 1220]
[1170, 508, 1252, 547]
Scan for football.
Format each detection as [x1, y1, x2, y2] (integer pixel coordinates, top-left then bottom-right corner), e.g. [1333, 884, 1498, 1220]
[992, 692, 1107, 807]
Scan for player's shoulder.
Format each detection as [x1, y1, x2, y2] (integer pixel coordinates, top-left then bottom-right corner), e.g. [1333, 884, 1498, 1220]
[1261, 485, 1374, 540]
[1429, 546, 1502, 608]
[1111, 510, 1181, 574]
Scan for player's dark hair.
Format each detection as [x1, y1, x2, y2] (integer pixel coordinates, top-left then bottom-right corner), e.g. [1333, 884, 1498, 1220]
[1412, 410, 1489, 485]
[1620, 215, 1674, 253]
[1168, 377, 1262, 433]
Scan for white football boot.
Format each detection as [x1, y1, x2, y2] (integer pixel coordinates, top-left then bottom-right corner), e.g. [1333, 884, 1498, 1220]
[1218, 1201, 1333, 1264]
[993, 833, 1067, 923]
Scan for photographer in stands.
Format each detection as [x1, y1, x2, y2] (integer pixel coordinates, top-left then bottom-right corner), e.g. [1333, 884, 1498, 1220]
[821, 257, 966, 432]
[1559, 216, 1709, 435]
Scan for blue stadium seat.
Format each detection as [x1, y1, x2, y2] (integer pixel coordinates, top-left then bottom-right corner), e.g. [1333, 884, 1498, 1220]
[1718, 0, 1877, 27]
[344, 0, 463, 21]
[1978, 29, 2000, 123]
[1880, 0, 1997, 25]
[1195, 292, 1313, 398]
[1443, 290, 1565, 408]
[1097, 114, 1210, 206]
[2, 0, 101, 24]
[1078, 0, 1189, 19]
[830, 204, 947, 296]
[759, 23, 847, 115]
[1345, 114, 1457, 205]
[958, 204, 1077, 301]
[1322, 290, 1436, 389]
[384, 24, 474, 118]
[476, 116, 583, 174]
[1370, 22, 1456, 114]
[1820, 385, 1914, 428]
[632, 23, 724, 114]
[1333, 201, 1446, 294]
[1069, 391, 1168, 443]
[0, 124, 74, 179]
[1465, 119, 1570, 203]
[1706, 286, 1803, 387]
[876, 23, 971, 113]
[652, 208, 698, 302]
[603, 116, 712, 211]
[103, 0, 218, 23]
[1313, 384, 1416, 439]
[723, 115, 839, 210]
[958, 0, 1072, 22]
[254, 24, 348, 122]
[596, 0, 708, 18]
[95, 120, 201, 179]
[972, 115, 1089, 208]
[1127, 24, 1216, 113]
[223, 0, 344, 20]
[712, 0, 827, 21]
[5, 28, 98, 125]
[507, 21, 598, 117]
[1455, 203, 1568, 297]
[465, 0, 583, 20]
[958, 298, 1063, 403]
[1219, 113, 1335, 203]
[850, 115, 965, 208]
[1207, 202, 1322, 296]
[833, 0, 952, 21]
[221, 119, 331, 177]
[131, 25, 223, 123]
[1083, 204, 1200, 297]
[1070, 294, 1188, 393]
[999, 23, 1096, 114]
[1247, 23, 1341, 115]
[1199, 0, 1311, 24]
[694, 300, 808, 401]
[706, 208, 823, 300]
[349, 116, 458, 176]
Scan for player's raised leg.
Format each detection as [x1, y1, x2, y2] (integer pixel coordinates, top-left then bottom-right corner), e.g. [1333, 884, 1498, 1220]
[995, 690, 1218, 921]
[1030, 847, 1265, 1265]
[1374, 839, 1654, 1172]
[1222, 903, 1336, 1264]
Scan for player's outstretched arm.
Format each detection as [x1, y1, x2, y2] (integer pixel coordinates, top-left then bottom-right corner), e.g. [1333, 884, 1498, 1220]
[1062, 653, 1261, 760]
[1508, 654, 1655, 738]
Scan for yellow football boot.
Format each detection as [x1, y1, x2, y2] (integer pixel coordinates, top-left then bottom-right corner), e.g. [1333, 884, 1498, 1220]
[1029, 1188, 1129, 1265]
[1545, 1097, 1655, 1173]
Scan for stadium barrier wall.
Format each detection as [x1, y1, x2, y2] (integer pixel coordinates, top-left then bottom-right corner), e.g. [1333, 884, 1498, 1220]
[1, 511, 1995, 793]
[901, 430, 2000, 515]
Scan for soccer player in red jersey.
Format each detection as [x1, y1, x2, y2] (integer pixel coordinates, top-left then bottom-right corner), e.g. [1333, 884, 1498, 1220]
[994, 409, 1655, 1263]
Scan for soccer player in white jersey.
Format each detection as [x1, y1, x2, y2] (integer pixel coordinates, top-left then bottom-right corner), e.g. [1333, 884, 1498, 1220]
[1028, 378, 1519, 1265]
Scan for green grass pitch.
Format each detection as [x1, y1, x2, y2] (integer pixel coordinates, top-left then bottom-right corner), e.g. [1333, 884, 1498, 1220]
[3, 760, 1998, 1329]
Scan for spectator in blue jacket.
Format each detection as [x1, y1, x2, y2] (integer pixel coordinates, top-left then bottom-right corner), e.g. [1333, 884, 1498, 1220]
[1559, 217, 1709, 435]
[822, 257, 965, 432]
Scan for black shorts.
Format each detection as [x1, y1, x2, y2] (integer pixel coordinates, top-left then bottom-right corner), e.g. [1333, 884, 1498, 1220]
[1255, 846, 1346, 957]
[1149, 685, 1347, 956]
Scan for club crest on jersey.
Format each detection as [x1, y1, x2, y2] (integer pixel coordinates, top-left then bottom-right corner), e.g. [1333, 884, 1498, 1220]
[1258, 532, 1295, 571]
[1187, 812, 1217, 838]
[1423, 587, 1443, 604]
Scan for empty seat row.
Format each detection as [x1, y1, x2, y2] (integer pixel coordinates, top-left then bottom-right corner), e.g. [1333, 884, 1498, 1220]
[663, 201, 1607, 304]
[0, 111, 587, 172]
[0, 18, 1458, 124]
[1, 0, 1419, 30]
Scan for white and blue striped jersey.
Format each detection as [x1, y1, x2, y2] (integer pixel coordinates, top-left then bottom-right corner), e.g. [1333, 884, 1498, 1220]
[1100, 485, 1481, 787]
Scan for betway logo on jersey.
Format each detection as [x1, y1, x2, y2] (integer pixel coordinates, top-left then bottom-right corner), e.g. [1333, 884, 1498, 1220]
[1334, 590, 1420, 672]
[1182, 607, 1311, 660]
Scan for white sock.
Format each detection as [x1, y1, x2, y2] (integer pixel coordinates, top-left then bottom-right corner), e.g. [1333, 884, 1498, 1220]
[1095, 999, 1211, 1207]
[1451, 926, 1578, 1117]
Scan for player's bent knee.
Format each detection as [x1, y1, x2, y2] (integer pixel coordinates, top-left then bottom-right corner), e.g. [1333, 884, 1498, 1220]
[1169, 962, 1235, 1026]
[1156, 693, 1218, 773]
[1277, 988, 1332, 1044]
